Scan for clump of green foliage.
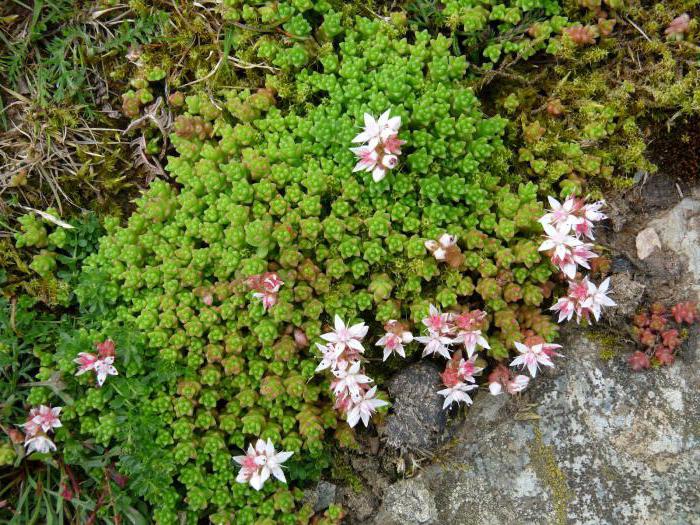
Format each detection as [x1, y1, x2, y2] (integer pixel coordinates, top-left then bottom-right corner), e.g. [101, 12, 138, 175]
[491, 1, 700, 195]
[408, 0, 568, 66]
[29, 14, 561, 523]
[4, 211, 102, 305]
[0, 212, 155, 523]
[11, 0, 696, 523]
[118, 0, 346, 122]
[0, 295, 154, 523]
[0, 0, 165, 111]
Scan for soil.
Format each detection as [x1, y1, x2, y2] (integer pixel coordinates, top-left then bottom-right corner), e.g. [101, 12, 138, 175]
[645, 116, 700, 187]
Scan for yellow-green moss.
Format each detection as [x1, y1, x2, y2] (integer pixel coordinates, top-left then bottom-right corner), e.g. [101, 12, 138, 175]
[588, 330, 624, 361]
[529, 426, 572, 525]
[331, 460, 364, 494]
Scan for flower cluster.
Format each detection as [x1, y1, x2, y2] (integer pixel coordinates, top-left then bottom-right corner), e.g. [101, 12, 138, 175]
[351, 110, 405, 182]
[234, 439, 293, 491]
[247, 272, 284, 311]
[417, 305, 490, 358]
[21, 405, 62, 454]
[540, 196, 615, 323]
[550, 276, 616, 323]
[510, 339, 561, 378]
[438, 352, 482, 409]
[487, 364, 529, 396]
[74, 339, 118, 387]
[415, 305, 490, 408]
[538, 195, 605, 278]
[376, 320, 413, 362]
[316, 316, 389, 428]
[629, 302, 698, 370]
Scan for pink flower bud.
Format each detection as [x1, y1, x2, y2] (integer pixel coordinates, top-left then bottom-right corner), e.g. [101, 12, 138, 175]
[8, 428, 24, 444]
[381, 154, 398, 169]
[665, 13, 690, 36]
[96, 339, 115, 358]
[293, 328, 309, 348]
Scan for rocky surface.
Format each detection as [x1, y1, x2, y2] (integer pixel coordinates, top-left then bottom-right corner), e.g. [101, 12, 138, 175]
[304, 481, 337, 512]
[599, 189, 699, 323]
[646, 198, 700, 299]
[369, 184, 700, 525]
[373, 479, 438, 525]
[373, 329, 700, 525]
[382, 362, 447, 451]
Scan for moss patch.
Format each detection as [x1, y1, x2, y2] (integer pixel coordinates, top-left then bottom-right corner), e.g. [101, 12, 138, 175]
[588, 330, 625, 362]
[330, 459, 364, 494]
[529, 425, 572, 525]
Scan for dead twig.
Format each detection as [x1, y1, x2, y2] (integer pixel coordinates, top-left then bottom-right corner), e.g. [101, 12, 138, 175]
[624, 16, 652, 43]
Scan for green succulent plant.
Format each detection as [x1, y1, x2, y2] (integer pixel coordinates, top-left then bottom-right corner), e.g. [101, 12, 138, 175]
[15, 14, 561, 522]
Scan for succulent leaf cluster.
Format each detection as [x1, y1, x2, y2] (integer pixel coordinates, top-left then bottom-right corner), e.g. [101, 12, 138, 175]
[422, 0, 568, 65]
[629, 302, 698, 370]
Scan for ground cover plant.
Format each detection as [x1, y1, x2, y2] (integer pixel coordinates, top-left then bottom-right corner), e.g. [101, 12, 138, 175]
[32, 17, 568, 521]
[1, 1, 698, 523]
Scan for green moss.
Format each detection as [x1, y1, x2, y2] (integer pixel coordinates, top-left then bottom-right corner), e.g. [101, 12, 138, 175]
[588, 330, 623, 362]
[529, 426, 572, 525]
[330, 460, 364, 494]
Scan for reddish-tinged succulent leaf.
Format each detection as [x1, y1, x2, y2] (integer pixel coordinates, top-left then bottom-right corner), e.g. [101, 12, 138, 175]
[589, 256, 611, 274]
[597, 18, 616, 37]
[639, 329, 656, 347]
[628, 351, 650, 371]
[633, 313, 649, 328]
[524, 334, 545, 347]
[661, 329, 681, 350]
[564, 26, 596, 45]
[441, 352, 463, 388]
[650, 303, 666, 315]
[648, 314, 667, 331]
[671, 301, 698, 324]
[487, 363, 510, 384]
[546, 99, 564, 117]
[293, 328, 309, 348]
[445, 246, 464, 268]
[654, 346, 675, 366]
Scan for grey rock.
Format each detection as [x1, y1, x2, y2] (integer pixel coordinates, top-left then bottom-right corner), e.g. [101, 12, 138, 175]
[335, 454, 391, 521]
[377, 331, 700, 525]
[383, 362, 446, 451]
[373, 478, 438, 525]
[647, 198, 700, 299]
[635, 227, 662, 260]
[337, 486, 379, 522]
[304, 481, 337, 512]
[611, 255, 636, 274]
[608, 273, 646, 320]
